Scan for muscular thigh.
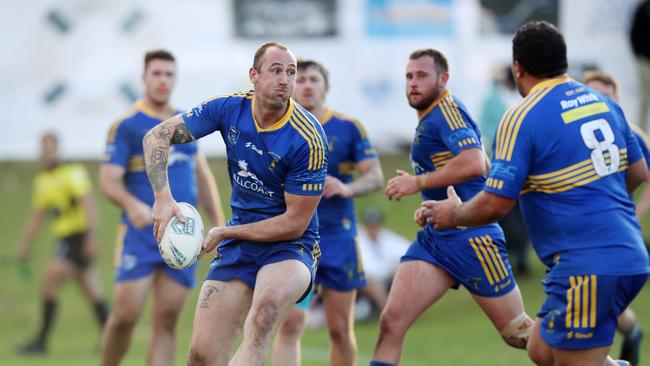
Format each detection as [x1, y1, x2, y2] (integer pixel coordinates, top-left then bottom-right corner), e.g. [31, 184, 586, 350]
[383, 260, 455, 328]
[152, 270, 191, 317]
[190, 279, 253, 357]
[112, 275, 153, 320]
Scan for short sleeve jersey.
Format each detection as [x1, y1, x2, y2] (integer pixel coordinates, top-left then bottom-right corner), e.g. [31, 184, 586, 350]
[33, 163, 92, 238]
[411, 90, 501, 236]
[317, 109, 377, 236]
[484, 76, 649, 276]
[182, 91, 328, 241]
[103, 101, 199, 223]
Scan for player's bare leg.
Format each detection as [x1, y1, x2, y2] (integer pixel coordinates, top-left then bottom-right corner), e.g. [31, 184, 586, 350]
[372, 261, 455, 364]
[271, 307, 307, 366]
[617, 308, 642, 365]
[229, 260, 311, 366]
[471, 285, 532, 349]
[18, 258, 73, 353]
[322, 287, 358, 366]
[73, 264, 109, 330]
[148, 271, 190, 366]
[527, 318, 622, 366]
[187, 279, 252, 366]
[101, 275, 152, 366]
[73, 264, 105, 303]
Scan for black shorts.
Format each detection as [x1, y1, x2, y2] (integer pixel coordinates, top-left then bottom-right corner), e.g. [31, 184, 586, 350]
[56, 232, 91, 269]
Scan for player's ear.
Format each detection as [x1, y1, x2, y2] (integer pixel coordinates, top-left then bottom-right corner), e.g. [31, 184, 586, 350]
[249, 67, 257, 84]
[439, 71, 449, 87]
[512, 61, 523, 79]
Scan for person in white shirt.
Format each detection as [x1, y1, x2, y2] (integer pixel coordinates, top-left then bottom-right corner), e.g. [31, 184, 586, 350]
[357, 208, 410, 311]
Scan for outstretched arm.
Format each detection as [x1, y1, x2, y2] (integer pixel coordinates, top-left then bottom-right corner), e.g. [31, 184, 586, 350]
[143, 114, 196, 240]
[16, 209, 47, 261]
[385, 148, 488, 200]
[421, 187, 516, 229]
[324, 157, 384, 198]
[200, 192, 321, 256]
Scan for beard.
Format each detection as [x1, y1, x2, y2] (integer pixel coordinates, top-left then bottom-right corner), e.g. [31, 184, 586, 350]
[408, 87, 441, 111]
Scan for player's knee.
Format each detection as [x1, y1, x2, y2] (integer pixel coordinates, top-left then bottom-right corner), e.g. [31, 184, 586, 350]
[187, 345, 209, 366]
[378, 306, 406, 338]
[153, 306, 181, 332]
[499, 313, 533, 349]
[251, 297, 281, 336]
[110, 307, 139, 330]
[327, 320, 353, 345]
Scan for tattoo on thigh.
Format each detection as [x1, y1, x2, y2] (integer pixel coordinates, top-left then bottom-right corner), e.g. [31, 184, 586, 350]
[200, 285, 219, 308]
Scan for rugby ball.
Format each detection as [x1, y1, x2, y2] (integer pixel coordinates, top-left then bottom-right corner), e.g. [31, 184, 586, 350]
[158, 202, 204, 269]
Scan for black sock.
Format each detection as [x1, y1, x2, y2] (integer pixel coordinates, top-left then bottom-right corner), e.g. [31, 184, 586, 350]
[93, 300, 109, 328]
[36, 299, 57, 345]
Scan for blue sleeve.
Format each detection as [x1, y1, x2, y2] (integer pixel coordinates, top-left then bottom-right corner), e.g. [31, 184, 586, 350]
[484, 120, 533, 199]
[103, 121, 131, 168]
[635, 133, 650, 169]
[436, 107, 482, 155]
[285, 138, 329, 196]
[613, 103, 643, 166]
[182, 96, 227, 139]
[350, 120, 377, 163]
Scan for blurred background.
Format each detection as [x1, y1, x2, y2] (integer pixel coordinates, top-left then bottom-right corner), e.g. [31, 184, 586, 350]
[1, 0, 649, 365]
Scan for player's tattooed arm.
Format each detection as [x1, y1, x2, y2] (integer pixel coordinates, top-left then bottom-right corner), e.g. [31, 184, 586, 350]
[348, 158, 384, 197]
[143, 114, 195, 193]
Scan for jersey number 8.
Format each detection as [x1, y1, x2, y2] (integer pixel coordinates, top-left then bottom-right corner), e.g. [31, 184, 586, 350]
[580, 118, 620, 177]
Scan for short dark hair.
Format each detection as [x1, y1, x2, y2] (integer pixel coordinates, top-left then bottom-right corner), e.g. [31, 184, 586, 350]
[253, 42, 289, 71]
[297, 59, 330, 86]
[513, 21, 567, 78]
[409, 48, 449, 74]
[144, 49, 175, 70]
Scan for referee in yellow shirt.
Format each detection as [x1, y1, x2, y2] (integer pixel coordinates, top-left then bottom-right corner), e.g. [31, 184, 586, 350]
[15, 132, 109, 355]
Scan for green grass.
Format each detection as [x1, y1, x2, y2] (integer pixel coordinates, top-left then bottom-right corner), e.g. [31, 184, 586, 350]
[0, 155, 648, 365]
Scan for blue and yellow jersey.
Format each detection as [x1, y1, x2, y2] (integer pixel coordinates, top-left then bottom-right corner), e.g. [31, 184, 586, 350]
[182, 91, 328, 242]
[485, 76, 649, 275]
[103, 100, 199, 222]
[317, 109, 377, 236]
[33, 163, 92, 238]
[411, 90, 501, 236]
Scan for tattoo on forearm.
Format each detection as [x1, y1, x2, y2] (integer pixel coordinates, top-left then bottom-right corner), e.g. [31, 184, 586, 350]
[171, 123, 194, 144]
[143, 123, 173, 193]
[349, 160, 384, 197]
[200, 285, 219, 308]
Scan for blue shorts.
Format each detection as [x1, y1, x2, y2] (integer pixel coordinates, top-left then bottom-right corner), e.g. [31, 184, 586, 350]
[114, 223, 197, 288]
[402, 229, 516, 297]
[205, 239, 319, 303]
[314, 233, 366, 292]
[537, 273, 647, 350]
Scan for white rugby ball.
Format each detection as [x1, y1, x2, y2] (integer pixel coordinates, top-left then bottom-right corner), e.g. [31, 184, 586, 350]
[158, 202, 204, 269]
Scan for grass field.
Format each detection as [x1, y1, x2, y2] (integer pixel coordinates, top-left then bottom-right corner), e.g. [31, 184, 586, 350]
[0, 154, 648, 366]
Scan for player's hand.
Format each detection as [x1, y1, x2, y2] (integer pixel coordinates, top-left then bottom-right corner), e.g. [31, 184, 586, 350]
[385, 170, 418, 201]
[200, 226, 227, 257]
[126, 200, 154, 229]
[151, 194, 184, 242]
[421, 186, 462, 229]
[413, 207, 428, 227]
[324, 176, 353, 198]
